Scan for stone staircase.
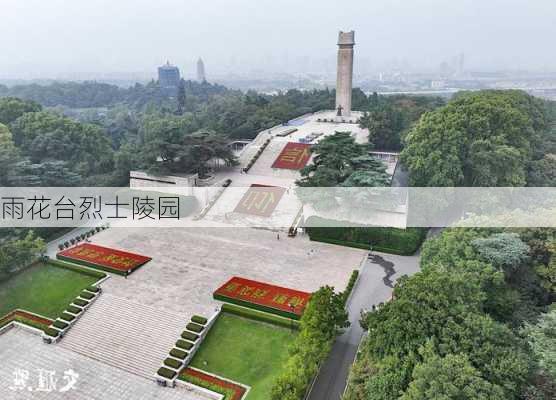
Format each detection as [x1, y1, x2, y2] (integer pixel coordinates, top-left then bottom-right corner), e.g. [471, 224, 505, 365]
[59, 293, 186, 380]
[248, 140, 302, 180]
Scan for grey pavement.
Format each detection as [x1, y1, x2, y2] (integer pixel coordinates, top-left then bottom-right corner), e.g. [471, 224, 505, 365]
[0, 327, 206, 400]
[308, 251, 421, 400]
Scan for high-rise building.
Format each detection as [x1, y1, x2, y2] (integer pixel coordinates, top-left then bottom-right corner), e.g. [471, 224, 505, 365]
[196, 58, 206, 82]
[335, 31, 355, 117]
[158, 61, 181, 89]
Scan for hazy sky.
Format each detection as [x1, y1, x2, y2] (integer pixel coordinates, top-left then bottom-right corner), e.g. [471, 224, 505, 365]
[1, 0, 555, 80]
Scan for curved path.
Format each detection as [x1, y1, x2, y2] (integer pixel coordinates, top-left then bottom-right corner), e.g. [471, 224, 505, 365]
[307, 251, 420, 400]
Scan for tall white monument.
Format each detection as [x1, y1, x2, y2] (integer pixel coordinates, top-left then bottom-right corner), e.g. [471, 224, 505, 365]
[335, 30, 355, 117]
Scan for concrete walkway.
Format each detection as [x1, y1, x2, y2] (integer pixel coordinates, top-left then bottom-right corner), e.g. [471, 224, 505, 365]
[307, 251, 420, 400]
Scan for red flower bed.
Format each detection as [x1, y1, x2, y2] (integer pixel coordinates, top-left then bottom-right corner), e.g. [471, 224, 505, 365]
[0, 310, 53, 329]
[182, 368, 246, 400]
[272, 142, 311, 170]
[213, 277, 311, 319]
[57, 243, 151, 275]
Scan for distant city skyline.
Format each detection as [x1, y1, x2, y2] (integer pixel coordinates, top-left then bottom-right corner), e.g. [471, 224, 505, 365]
[2, 0, 556, 81]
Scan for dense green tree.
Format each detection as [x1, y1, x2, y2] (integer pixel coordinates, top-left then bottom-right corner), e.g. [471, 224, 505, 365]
[524, 309, 556, 379]
[271, 286, 348, 400]
[0, 124, 22, 185]
[0, 232, 45, 282]
[528, 154, 556, 186]
[401, 353, 506, 400]
[358, 94, 444, 151]
[297, 132, 390, 187]
[401, 90, 548, 186]
[0, 97, 41, 125]
[472, 232, 531, 273]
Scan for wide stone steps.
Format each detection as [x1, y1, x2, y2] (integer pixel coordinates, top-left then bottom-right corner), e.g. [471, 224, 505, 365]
[59, 293, 187, 380]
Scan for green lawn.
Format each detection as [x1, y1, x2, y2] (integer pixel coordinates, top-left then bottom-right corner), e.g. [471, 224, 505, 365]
[190, 313, 297, 400]
[0, 262, 99, 319]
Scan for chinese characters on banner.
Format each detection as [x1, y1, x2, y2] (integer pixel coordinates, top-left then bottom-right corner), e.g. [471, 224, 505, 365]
[213, 276, 311, 318]
[57, 243, 151, 273]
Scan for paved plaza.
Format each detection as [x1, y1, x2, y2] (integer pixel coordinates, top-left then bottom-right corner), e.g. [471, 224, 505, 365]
[92, 226, 367, 316]
[0, 328, 204, 400]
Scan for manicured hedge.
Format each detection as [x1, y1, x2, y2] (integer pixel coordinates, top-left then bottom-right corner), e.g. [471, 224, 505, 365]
[342, 270, 359, 305]
[176, 339, 194, 350]
[74, 299, 88, 307]
[305, 217, 427, 256]
[53, 320, 69, 330]
[44, 327, 60, 337]
[170, 348, 188, 360]
[60, 313, 75, 322]
[164, 357, 183, 369]
[181, 331, 199, 341]
[157, 367, 177, 380]
[56, 254, 129, 276]
[48, 259, 107, 279]
[222, 304, 300, 330]
[191, 315, 208, 325]
[80, 291, 95, 300]
[186, 322, 204, 333]
[214, 293, 301, 320]
[86, 286, 100, 293]
[67, 305, 82, 314]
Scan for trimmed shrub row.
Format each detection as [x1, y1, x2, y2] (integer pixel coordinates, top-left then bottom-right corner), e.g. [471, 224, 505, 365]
[186, 322, 204, 333]
[53, 320, 69, 330]
[176, 339, 194, 351]
[214, 293, 301, 320]
[80, 291, 95, 300]
[157, 367, 177, 380]
[164, 357, 183, 369]
[67, 305, 82, 315]
[44, 327, 61, 338]
[58, 225, 110, 251]
[191, 315, 208, 325]
[87, 286, 100, 293]
[60, 313, 76, 322]
[244, 137, 272, 172]
[181, 330, 199, 342]
[222, 303, 300, 330]
[48, 259, 107, 279]
[170, 348, 188, 360]
[341, 270, 359, 305]
[305, 218, 427, 256]
[74, 298, 89, 307]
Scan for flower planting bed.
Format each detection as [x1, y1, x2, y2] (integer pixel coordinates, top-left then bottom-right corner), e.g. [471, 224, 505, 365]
[180, 368, 247, 400]
[213, 277, 311, 320]
[271, 142, 311, 170]
[57, 243, 151, 275]
[0, 310, 53, 332]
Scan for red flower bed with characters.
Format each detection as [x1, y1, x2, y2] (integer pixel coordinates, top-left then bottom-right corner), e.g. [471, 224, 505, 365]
[181, 368, 246, 400]
[213, 277, 311, 319]
[57, 243, 151, 275]
[271, 142, 311, 170]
